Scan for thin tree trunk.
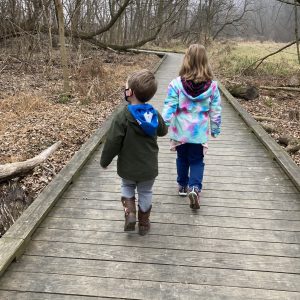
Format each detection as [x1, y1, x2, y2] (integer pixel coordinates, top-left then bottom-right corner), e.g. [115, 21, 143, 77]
[53, 0, 70, 94]
[295, 0, 300, 63]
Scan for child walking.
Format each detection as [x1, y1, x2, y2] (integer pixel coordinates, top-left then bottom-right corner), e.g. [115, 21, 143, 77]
[162, 44, 222, 209]
[100, 69, 168, 235]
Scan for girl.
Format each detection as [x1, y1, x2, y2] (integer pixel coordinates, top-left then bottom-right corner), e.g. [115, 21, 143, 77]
[162, 44, 222, 209]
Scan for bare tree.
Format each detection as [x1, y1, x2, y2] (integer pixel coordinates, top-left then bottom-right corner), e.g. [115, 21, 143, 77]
[54, 0, 70, 94]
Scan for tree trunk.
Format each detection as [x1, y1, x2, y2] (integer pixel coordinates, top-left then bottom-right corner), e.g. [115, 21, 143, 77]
[53, 0, 70, 95]
[295, 0, 300, 63]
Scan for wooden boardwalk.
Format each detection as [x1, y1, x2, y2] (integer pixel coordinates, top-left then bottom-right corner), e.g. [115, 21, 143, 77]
[0, 53, 300, 299]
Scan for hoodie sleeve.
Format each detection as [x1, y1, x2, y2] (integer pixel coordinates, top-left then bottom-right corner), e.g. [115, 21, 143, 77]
[209, 82, 222, 137]
[156, 111, 168, 137]
[162, 81, 179, 126]
[100, 112, 126, 168]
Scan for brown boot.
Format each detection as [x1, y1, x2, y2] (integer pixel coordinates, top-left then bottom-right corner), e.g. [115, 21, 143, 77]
[121, 197, 136, 231]
[138, 205, 152, 236]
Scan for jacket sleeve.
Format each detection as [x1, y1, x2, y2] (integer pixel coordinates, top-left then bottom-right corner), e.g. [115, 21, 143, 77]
[209, 82, 222, 137]
[156, 111, 168, 137]
[100, 113, 126, 168]
[162, 81, 179, 126]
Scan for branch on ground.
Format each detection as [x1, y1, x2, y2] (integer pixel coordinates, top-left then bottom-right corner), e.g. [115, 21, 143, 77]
[0, 142, 61, 182]
[260, 86, 300, 92]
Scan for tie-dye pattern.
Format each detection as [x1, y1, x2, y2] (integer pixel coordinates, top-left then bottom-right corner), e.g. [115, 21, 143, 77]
[162, 77, 222, 144]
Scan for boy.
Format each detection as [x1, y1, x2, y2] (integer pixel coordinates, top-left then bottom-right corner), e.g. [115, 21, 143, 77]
[100, 69, 168, 235]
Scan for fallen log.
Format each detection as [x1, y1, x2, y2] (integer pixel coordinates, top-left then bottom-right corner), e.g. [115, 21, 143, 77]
[286, 144, 300, 154]
[0, 141, 61, 182]
[254, 116, 280, 122]
[228, 85, 259, 100]
[260, 86, 300, 92]
[278, 135, 291, 146]
[261, 123, 277, 133]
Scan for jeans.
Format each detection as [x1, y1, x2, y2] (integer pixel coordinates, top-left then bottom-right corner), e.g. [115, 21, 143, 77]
[176, 143, 205, 191]
[121, 178, 155, 212]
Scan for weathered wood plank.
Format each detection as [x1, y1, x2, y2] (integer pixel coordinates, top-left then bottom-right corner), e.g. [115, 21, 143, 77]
[60, 195, 300, 211]
[55, 198, 300, 220]
[32, 227, 300, 258]
[61, 193, 300, 211]
[1, 271, 299, 300]
[0, 238, 23, 276]
[0, 290, 106, 300]
[48, 207, 300, 231]
[72, 180, 298, 194]
[9, 255, 300, 293]
[42, 217, 300, 244]
[63, 188, 300, 201]
[24, 240, 300, 274]
[77, 174, 295, 187]
[80, 167, 290, 179]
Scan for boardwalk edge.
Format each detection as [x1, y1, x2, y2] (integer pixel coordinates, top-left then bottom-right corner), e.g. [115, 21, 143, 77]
[0, 52, 167, 277]
[218, 81, 300, 192]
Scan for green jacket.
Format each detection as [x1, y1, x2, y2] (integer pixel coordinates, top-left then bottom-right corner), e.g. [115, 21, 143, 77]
[100, 105, 168, 181]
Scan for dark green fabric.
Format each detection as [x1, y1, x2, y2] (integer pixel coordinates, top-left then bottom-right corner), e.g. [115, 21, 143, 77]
[100, 105, 168, 181]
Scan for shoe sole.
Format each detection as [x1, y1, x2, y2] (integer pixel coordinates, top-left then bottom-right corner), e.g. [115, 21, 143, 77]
[124, 215, 136, 231]
[178, 192, 187, 197]
[188, 192, 200, 209]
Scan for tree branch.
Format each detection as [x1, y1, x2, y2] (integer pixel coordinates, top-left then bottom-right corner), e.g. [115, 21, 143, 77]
[243, 40, 297, 71]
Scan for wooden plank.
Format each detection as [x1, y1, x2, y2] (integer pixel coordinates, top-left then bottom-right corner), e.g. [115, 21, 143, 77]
[72, 180, 298, 194]
[88, 158, 283, 169]
[76, 174, 295, 187]
[1, 271, 299, 300]
[80, 167, 290, 179]
[0, 290, 106, 300]
[92, 153, 273, 162]
[59, 195, 300, 211]
[55, 198, 300, 221]
[63, 189, 300, 202]
[85, 163, 285, 174]
[42, 217, 300, 244]
[32, 227, 300, 258]
[60, 194, 300, 210]
[9, 255, 300, 293]
[48, 207, 300, 231]
[24, 240, 300, 274]
[0, 238, 23, 276]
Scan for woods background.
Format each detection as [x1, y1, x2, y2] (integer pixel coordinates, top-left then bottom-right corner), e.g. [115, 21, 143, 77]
[0, 0, 299, 52]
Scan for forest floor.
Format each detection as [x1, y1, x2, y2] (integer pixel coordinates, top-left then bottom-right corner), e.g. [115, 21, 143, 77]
[211, 41, 300, 166]
[0, 46, 160, 236]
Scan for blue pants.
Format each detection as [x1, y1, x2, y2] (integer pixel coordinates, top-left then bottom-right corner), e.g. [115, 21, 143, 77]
[176, 143, 205, 190]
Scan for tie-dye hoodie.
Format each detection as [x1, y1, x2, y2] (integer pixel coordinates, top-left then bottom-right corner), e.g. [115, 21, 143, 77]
[162, 77, 222, 144]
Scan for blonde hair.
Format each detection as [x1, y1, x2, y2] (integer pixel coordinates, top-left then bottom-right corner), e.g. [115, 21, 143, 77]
[179, 44, 213, 82]
[127, 69, 157, 102]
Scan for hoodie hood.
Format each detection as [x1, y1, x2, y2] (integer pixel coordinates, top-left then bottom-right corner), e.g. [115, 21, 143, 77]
[181, 78, 212, 97]
[127, 103, 158, 137]
[178, 77, 213, 101]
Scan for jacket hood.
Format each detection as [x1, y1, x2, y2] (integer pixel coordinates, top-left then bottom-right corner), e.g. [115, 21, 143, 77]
[126, 104, 158, 137]
[178, 77, 213, 101]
